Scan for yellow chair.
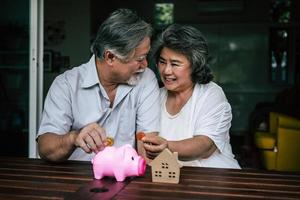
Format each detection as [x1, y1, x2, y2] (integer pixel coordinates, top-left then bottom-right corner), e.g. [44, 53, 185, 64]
[255, 112, 300, 171]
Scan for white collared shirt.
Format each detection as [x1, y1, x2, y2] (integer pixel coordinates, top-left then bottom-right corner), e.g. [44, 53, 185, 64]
[38, 55, 160, 161]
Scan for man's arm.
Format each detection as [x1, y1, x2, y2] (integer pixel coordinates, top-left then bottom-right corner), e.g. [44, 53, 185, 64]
[37, 123, 107, 162]
[37, 131, 76, 162]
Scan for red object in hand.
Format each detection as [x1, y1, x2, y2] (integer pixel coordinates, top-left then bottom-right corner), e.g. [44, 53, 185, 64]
[137, 132, 145, 140]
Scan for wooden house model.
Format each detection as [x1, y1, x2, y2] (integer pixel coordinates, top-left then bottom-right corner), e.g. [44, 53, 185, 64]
[149, 148, 183, 184]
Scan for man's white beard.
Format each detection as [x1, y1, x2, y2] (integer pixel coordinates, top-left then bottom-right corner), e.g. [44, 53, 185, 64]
[127, 69, 145, 86]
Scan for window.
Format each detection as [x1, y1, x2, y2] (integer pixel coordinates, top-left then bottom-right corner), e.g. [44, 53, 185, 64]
[269, 0, 292, 84]
[270, 28, 289, 83]
[154, 3, 174, 28]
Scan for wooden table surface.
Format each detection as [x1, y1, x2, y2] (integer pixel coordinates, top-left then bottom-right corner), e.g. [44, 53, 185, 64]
[0, 156, 299, 200]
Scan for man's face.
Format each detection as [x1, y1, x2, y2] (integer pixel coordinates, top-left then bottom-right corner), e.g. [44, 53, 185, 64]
[112, 37, 151, 85]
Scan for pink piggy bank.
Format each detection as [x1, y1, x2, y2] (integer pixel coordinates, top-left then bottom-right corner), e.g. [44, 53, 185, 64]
[91, 144, 146, 182]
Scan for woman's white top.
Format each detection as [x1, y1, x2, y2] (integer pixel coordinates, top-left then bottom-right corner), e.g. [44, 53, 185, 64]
[160, 82, 241, 169]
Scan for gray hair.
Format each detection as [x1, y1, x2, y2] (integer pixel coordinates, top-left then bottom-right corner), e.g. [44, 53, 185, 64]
[152, 24, 213, 84]
[91, 9, 152, 60]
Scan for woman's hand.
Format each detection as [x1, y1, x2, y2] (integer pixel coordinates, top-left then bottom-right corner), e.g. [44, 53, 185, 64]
[142, 135, 168, 159]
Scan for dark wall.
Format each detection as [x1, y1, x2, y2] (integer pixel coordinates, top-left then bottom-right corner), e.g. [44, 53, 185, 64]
[91, 0, 299, 135]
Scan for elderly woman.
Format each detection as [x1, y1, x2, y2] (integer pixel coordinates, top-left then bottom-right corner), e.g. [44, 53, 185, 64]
[143, 24, 240, 168]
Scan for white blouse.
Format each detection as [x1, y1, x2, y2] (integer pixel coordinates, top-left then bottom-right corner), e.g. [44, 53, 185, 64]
[160, 82, 241, 169]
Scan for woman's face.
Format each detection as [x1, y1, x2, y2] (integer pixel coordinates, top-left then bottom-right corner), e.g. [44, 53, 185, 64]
[158, 47, 194, 92]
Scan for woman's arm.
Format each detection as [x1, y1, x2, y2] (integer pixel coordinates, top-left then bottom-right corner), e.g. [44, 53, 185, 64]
[168, 135, 217, 161]
[142, 135, 217, 161]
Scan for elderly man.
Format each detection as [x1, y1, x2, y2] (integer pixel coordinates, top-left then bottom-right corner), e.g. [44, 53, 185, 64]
[37, 9, 160, 162]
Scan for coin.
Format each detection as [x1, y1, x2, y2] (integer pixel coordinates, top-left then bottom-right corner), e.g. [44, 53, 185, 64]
[106, 137, 114, 146]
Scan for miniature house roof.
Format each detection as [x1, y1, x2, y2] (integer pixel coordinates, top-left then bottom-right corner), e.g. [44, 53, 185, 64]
[149, 148, 183, 168]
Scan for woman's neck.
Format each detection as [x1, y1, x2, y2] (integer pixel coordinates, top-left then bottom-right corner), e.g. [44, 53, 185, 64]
[166, 85, 195, 115]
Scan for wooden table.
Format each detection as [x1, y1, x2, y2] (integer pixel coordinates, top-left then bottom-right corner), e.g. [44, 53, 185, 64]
[0, 157, 299, 200]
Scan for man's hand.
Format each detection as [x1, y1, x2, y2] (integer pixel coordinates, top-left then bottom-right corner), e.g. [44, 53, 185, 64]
[74, 122, 107, 154]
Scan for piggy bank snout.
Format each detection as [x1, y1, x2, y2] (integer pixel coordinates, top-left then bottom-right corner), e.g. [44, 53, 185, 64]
[137, 157, 146, 176]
